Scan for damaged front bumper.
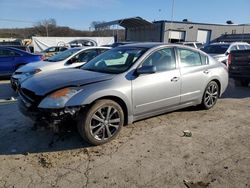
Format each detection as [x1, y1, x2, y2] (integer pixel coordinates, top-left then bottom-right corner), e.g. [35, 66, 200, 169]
[18, 98, 82, 131]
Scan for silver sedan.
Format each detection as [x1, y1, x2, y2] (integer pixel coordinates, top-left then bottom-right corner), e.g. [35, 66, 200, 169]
[18, 43, 228, 145]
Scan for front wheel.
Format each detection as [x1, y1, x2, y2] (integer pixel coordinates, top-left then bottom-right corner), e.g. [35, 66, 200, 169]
[77, 99, 124, 145]
[201, 81, 219, 109]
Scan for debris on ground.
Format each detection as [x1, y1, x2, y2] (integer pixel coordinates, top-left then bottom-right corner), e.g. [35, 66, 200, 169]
[182, 130, 192, 137]
[183, 179, 210, 188]
[38, 154, 53, 168]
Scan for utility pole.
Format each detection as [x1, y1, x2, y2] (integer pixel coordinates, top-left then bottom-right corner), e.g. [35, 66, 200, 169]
[168, 0, 175, 43]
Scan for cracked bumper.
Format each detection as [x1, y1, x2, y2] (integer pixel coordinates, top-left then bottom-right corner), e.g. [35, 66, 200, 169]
[18, 99, 82, 126]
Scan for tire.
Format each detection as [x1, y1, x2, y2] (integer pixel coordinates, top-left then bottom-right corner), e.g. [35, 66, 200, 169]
[77, 99, 124, 145]
[201, 81, 219, 110]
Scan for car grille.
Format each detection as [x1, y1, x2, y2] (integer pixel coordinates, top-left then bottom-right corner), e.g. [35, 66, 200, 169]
[19, 88, 43, 107]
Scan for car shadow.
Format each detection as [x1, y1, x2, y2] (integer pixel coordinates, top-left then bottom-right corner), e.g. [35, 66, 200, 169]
[0, 123, 91, 155]
[0, 103, 91, 155]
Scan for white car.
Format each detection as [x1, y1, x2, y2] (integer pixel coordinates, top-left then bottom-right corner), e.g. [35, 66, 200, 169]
[11, 46, 110, 90]
[177, 41, 204, 49]
[202, 42, 250, 67]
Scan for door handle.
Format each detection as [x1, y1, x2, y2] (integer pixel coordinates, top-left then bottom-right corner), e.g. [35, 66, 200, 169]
[203, 70, 210, 74]
[171, 77, 180, 82]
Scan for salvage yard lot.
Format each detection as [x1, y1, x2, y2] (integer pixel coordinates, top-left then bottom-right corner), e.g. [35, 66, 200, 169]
[0, 79, 249, 188]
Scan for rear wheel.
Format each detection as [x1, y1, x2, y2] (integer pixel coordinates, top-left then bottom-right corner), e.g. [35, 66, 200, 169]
[201, 81, 219, 109]
[77, 99, 124, 145]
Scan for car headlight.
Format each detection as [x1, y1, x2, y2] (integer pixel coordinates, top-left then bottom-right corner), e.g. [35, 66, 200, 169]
[24, 69, 41, 77]
[38, 88, 82, 109]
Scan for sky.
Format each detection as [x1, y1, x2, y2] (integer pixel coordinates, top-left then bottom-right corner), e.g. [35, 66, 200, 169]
[0, 0, 250, 30]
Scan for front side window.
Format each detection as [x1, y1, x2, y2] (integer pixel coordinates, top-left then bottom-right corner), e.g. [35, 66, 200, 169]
[178, 48, 202, 67]
[141, 48, 176, 72]
[82, 48, 147, 74]
[74, 50, 98, 63]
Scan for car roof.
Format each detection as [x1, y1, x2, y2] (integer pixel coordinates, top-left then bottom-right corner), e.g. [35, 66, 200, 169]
[0, 46, 29, 52]
[117, 42, 165, 49]
[209, 42, 249, 46]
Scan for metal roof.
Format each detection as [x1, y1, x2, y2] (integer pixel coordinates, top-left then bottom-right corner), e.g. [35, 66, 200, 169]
[95, 17, 153, 29]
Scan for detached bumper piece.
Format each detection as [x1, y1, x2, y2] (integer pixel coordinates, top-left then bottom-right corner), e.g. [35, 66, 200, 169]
[18, 88, 81, 132]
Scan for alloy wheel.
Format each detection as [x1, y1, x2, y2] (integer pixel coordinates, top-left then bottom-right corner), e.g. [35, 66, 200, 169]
[204, 82, 218, 108]
[90, 106, 121, 141]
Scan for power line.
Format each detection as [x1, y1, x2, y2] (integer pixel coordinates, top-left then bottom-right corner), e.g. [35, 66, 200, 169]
[0, 18, 36, 24]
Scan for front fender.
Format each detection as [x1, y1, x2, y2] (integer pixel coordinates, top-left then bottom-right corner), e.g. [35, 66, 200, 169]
[65, 81, 133, 119]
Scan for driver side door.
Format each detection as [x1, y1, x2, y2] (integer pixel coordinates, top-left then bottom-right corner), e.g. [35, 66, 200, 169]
[132, 47, 181, 116]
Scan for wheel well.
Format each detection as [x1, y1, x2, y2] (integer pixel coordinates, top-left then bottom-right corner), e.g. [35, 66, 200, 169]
[93, 96, 129, 125]
[211, 79, 221, 95]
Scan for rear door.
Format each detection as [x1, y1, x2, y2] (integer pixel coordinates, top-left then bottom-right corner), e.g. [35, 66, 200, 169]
[177, 47, 210, 104]
[132, 47, 181, 115]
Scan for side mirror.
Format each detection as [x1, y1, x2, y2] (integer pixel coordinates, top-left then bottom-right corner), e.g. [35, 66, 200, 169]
[136, 66, 156, 75]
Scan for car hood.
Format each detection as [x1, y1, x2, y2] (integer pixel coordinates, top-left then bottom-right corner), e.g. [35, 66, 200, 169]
[21, 69, 115, 96]
[16, 60, 64, 73]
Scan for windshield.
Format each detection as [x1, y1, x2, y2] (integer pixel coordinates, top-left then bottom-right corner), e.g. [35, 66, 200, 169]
[202, 44, 230, 54]
[81, 48, 147, 74]
[46, 48, 81, 62]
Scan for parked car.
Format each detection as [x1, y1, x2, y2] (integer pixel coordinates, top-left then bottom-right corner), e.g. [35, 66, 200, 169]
[68, 39, 97, 48]
[0, 46, 42, 77]
[18, 43, 228, 145]
[11, 47, 110, 90]
[0, 45, 31, 53]
[229, 49, 250, 87]
[177, 41, 203, 49]
[201, 42, 250, 67]
[0, 40, 22, 46]
[40, 46, 68, 59]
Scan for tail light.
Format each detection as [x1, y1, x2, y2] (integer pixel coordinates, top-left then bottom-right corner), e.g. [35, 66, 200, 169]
[228, 53, 232, 65]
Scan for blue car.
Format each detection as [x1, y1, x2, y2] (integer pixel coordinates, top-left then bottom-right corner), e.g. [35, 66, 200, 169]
[0, 46, 42, 76]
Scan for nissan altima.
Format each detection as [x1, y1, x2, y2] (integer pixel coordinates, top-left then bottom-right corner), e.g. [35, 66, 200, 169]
[18, 43, 228, 145]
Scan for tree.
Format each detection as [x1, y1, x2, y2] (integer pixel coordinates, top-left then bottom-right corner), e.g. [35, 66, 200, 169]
[34, 18, 57, 37]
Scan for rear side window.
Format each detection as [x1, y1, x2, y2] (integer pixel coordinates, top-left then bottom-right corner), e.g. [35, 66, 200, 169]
[177, 48, 202, 67]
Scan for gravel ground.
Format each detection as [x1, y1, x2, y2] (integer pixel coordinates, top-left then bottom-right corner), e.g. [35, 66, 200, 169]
[0, 79, 249, 188]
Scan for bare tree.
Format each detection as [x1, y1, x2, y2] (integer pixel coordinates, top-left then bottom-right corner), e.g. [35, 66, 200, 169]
[34, 18, 57, 37]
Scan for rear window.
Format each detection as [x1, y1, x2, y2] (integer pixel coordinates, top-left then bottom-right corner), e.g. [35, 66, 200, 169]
[202, 44, 230, 54]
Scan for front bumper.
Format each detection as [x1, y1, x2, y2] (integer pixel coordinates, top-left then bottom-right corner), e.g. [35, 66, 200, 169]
[18, 97, 81, 128]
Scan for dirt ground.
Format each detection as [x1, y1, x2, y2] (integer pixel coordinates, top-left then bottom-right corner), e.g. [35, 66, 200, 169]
[0, 79, 249, 188]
